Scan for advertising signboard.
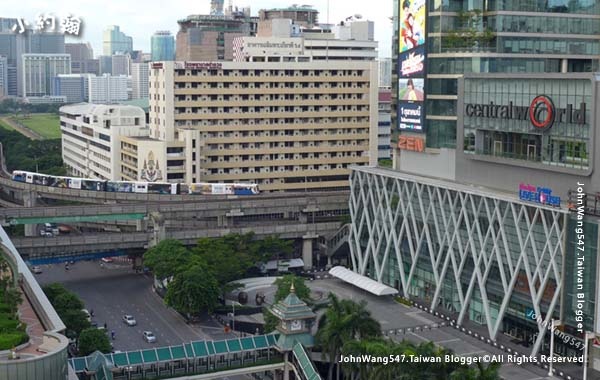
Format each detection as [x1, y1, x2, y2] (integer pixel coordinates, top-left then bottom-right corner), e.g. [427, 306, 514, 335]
[398, 0, 426, 133]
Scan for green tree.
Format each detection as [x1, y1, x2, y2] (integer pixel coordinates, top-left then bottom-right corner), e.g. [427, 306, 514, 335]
[273, 275, 311, 303]
[61, 310, 91, 337]
[52, 292, 84, 313]
[42, 283, 69, 304]
[3, 288, 22, 314]
[316, 293, 381, 380]
[263, 274, 312, 333]
[143, 239, 192, 280]
[42, 283, 90, 338]
[165, 263, 220, 315]
[77, 328, 112, 356]
[450, 362, 501, 380]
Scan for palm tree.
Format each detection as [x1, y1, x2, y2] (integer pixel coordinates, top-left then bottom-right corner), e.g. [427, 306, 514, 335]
[317, 293, 381, 380]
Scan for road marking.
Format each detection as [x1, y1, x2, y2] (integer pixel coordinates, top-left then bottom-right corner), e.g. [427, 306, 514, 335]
[436, 338, 460, 344]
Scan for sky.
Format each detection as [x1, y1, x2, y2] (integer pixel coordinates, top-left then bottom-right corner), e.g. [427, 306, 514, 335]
[5, 0, 394, 58]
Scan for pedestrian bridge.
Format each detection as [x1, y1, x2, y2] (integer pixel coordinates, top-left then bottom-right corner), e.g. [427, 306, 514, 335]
[70, 334, 282, 379]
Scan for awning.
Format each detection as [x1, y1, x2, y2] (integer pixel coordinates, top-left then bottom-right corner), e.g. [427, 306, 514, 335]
[328, 266, 398, 296]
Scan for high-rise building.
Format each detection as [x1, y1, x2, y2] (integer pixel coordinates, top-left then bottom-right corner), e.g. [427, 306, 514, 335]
[210, 0, 225, 16]
[349, 0, 600, 365]
[175, 13, 257, 61]
[71, 59, 100, 76]
[0, 19, 66, 96]
[102, 25, 133, 56]
[151, 31, 175, 61]
[22, 54, 71, 97]
[65, 43, 93, 61]
[60, 103, 148, 180]
[98, 55, 112, 75]
[378, 58, 392, 87]
[0, 56, 8, 97]
[131, 62, 149, 99]
[52, 74, 91, 103]
[88, 74, 129, 104]
[111, 54, 130, 76]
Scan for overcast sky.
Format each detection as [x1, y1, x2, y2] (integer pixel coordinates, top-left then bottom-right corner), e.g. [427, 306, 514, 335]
[6, 0, 393, 58]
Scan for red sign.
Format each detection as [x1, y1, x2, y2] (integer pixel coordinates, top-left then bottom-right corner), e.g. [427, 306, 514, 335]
[151, 63, 163, 69]
[398, 136, 425, 152]
[185, 62, 223, 70]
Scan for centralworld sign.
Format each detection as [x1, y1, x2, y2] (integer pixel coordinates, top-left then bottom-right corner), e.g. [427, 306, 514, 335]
[465, 95, 586, 131]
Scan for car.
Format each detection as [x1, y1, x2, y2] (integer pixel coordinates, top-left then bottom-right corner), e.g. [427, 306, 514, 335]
[39, 230, 53, 237]
[101, 257, 114, 263]
[122, 314, 136, 326]
[143, 331, 156, 343]
[81, 309, 91, 322]
[31, 266, 42, 274]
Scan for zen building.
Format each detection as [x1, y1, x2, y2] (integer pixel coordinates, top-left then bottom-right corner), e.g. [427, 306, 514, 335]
[349, 0, 600, 371]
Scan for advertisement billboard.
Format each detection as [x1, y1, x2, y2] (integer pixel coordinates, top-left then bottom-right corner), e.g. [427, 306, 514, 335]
[399, 0, 426, 53]
[397, 0, 426, 133]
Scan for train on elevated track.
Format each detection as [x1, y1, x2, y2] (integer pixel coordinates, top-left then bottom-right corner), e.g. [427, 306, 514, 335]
[11, 170, 260, 195]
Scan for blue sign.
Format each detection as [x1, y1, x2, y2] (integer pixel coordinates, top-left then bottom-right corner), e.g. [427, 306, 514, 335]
[519, 183, 561, 207]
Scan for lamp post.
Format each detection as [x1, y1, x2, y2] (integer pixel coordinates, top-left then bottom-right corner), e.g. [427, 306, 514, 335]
[583, 331, 595, 380]
[548, 319, 562, 376]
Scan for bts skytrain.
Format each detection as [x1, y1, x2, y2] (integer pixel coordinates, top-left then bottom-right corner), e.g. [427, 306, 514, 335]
[11, 170, 260, 195]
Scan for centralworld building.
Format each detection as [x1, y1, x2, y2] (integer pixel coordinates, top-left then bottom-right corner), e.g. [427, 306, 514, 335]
[348, 0, 600, 371]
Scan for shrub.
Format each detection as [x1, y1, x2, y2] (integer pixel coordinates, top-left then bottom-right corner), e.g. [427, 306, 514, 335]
[0, 331, 28, 350]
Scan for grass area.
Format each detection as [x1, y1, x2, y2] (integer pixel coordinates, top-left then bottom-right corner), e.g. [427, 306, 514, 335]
[0, 119, 14, 131]
[12, 113, 61, 139]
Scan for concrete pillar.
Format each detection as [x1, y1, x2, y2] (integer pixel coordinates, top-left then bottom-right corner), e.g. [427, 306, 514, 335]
[283, 352, 290, 380]
[150, 212, 165, 247]
[302, 233, 317, 270]
[135, 218, 147, 232]
[23, 190, 37, 237]
[217, 215, 226, 227]
[561, 58, 568, 73]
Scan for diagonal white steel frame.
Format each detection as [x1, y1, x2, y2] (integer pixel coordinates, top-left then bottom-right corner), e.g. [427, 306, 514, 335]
[348, 167, 567, 356]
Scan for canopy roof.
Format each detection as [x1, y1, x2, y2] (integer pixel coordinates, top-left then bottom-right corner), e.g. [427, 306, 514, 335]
[329, 266, 398, 296]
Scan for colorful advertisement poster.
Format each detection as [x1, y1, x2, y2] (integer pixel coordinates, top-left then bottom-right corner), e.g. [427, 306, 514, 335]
[399, 78, 425, 101]
[399, 45, 426, 77]
[400, 0, 426, 53]
[398, 102, 424, 131]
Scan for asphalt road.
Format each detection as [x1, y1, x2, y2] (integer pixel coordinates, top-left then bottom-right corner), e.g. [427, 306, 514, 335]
[35, 260, 226, 351]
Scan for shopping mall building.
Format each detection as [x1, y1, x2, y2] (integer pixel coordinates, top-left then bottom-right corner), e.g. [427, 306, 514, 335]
[349, 0, 600, 365]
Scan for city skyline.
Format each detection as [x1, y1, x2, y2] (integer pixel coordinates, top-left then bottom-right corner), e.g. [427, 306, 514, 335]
[4, 0, 393, 58]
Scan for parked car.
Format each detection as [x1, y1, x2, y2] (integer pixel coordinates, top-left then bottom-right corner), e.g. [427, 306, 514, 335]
[122, 314, 136, 326]
[31, 266, 42, 274]
[81, 309, 91, 322]
[143, 331, 156, 343]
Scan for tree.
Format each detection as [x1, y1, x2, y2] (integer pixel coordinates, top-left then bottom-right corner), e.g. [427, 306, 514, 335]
[143, 239, 192, 280]
[52, 292, 84, 313]
[61, 310, 91, 337]
[165, 263, 220, 315]
[43, 283, 69, 304]
[42, 283, 90, 337]
[77, 328, 112, 356]
[316, 293, 381, 380]
[263, 274, 312, 333]
[273, 274, 311, 303]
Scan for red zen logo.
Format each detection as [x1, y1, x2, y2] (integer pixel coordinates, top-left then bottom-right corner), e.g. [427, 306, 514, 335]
[529, 95, 554, 130]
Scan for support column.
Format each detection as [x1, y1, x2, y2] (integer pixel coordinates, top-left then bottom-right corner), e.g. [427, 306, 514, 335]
[23, 190, 37, 237]
[283, 352, 290, 380]
[302, 233, 317, 270]
[149, 212, 165, 247]
[135, 218, 147, 232]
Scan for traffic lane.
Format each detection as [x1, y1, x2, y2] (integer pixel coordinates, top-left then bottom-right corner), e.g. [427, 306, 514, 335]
[37, 261, 209, 351]
[398, 327, 553, 380]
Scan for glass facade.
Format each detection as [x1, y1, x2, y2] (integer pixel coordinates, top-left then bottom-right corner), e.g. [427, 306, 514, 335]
[463, 77, 592, 171]
[151, 32, 175, 62]
[392, 0, 600, 149]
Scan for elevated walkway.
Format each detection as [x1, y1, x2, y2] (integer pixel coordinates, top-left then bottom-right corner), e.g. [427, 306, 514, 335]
[328, 266, 398, 296]
[70, 334, 282, 379]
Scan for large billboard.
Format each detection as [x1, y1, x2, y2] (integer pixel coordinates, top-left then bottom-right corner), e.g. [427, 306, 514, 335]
[398, 0, 427, 133]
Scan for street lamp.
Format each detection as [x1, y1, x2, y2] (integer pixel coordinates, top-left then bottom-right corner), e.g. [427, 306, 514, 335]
[583, 331, 595, 380]
[548, 319, 562, 377]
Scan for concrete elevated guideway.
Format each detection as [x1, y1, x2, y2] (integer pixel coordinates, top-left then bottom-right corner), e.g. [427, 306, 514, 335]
[11, 221, 342, 260]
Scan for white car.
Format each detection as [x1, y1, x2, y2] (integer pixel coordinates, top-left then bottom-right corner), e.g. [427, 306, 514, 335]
[143, 331, 156, 343]
[81, 309, 91, 322]
[31, 266, 42, 274]
[122, 314, 136, 326]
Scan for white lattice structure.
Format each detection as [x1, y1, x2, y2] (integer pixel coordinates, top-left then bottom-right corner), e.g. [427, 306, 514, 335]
[348, 166, 569, 355]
